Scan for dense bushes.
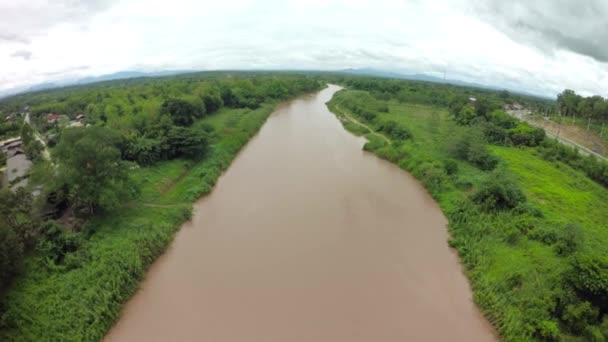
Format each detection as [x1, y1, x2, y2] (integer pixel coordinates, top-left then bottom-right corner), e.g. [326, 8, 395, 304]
[539, 139, 608, 188]
[0, 189, 36, 291]
[376, 120, 410, 140]
[471, 170, 527, 211]
[508, 124, 545, 147]
[449, 129, 499, 171]
[161, 98, 204, 126]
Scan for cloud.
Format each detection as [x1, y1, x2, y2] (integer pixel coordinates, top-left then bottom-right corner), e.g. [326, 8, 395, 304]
[471, 0, 608, 62]
[0, 0, 117, 44]
[0, 0, 607, 98]
[10, 50, 32, 60]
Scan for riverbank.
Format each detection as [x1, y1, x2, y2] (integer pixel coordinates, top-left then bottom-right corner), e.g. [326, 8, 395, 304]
[328, 88, 608, 341]
[0, 98, 309, 340]
[105, 85, 495, 341]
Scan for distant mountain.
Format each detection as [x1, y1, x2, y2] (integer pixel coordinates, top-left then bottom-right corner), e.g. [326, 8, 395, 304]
[75, 70, 194, 85]
[338, 68, 553, 99]
[339, 68, 496, 89]
[0, 70, 194, 99]
[0, 68, 552, 100]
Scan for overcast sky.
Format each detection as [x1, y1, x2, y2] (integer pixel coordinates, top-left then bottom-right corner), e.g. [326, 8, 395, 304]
[1, 0, 607, 97]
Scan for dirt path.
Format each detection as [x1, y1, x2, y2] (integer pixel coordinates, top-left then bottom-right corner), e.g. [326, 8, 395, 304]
[335, 105, 392, 145]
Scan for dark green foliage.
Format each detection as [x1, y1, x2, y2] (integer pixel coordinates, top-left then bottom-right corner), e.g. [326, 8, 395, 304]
[471, 170, 526, 211]
[449, 129, 499, 171]
[36, 221, 84, 266]
[569, 254, 608, 312]
[508, 124, 545, 147]
[0, 223, 24, 290]
[0, 189, 35, 290]
[562, 301, 599, 334]
[443, 159, 459, 175]
[54, 126, 136, 215]
[123, 136, 162, 165]
[555, 223, 584, 256]
[164, 126, 210, 160]
[455, 104, 476, 125]
[376, 120, 410, 140]
[0, 122, 20, 141]
[161, 98, 202, 126]
[413, 161, 448, 194]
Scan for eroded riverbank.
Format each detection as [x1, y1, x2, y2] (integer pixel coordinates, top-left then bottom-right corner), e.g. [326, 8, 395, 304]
[106, 85, 496, 341]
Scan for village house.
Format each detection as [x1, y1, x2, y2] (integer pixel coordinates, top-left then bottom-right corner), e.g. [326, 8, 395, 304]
[47, 113, 61, 124]
[76, 114, 86, 121]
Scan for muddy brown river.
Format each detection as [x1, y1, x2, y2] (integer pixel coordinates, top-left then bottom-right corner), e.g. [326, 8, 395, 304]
[106, 85, 496, 341]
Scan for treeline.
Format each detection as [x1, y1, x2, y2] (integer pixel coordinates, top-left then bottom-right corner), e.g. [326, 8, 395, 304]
[338, 77, 556, 114]
[0, 74, 322, 307]
[557, 89, 608, 122]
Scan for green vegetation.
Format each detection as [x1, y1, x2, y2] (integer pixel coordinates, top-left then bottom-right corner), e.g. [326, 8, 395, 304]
[328, 78, 608, 341]
[0, 73, 322, 340]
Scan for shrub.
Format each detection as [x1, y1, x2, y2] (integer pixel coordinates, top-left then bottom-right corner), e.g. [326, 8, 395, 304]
[555, 223, 584, 256]
[449, 128, 498, 171]
[37, 221, 85, 266]
[471, 170, 527, 212]
[562, 301, 599, 334]
[377, 120, 410, 140]
[0, 223, 24, 289]
[443, 159, 459, 175]
[413, 161, 448, 194]
[508, 124, 545, 147]
[536, 320, 560, 341]
[569, 254, 608, 312]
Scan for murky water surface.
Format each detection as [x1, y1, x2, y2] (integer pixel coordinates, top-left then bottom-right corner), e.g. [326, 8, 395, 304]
[106, 85, 496, 342]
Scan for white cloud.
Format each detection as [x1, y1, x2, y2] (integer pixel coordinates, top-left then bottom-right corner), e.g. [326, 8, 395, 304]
[0, 0, 607, 97]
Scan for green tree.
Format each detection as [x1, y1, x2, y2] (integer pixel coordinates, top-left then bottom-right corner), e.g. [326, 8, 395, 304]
[0, 188, 36, 289]
[160, 98, 201, 126]
[53, 127, 136, 215]
[455, 104, 477, 125]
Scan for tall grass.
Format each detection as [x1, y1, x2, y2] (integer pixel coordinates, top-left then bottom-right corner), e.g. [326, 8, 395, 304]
[328, 89, 608, 341]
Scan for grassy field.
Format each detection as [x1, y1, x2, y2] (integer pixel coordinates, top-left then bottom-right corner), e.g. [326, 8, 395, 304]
[328, 89, 608, 341]
[0, 102, 282, 341]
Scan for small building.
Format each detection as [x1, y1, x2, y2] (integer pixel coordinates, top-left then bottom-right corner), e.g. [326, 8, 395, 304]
[47, 113, 61, 124]
[68, 121, 84, 128]
[76, 114, 86, 121]
[468, 97, 477, 102]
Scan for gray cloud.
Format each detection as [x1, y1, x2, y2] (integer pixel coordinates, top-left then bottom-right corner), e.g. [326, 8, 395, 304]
[0, 32, 29, 44]
[0, 0, 117, 44]
[10, 50, 32, 60]
[472, 0, 608, 62]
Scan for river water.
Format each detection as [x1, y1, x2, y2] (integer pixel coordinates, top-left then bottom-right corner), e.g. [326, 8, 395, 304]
[106, 85, 496, 341]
